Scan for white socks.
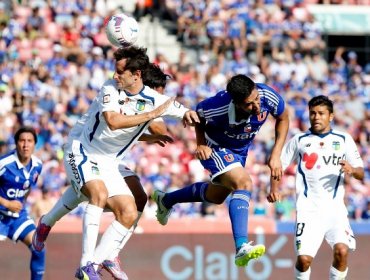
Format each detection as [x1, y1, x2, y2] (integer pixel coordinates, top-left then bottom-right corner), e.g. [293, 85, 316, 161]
[93, 220, 129, 264]
[295, 267, 311, 280]
[329, 266, 348, 280]
[107, 212, 143, 260]
[42, 187, 82, 226]
[81, 204, 103, 266]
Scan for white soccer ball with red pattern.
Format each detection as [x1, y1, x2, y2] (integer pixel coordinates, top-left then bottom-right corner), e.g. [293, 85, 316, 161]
[105, 13, 139, 47]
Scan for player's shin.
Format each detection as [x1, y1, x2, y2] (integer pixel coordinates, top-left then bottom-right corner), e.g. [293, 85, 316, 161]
[229, 190, 251, 250]
[94, 220, 129, 264]
[29, 245, 45, 280]
[81, 204, 103, 267]
[42, 187, 82, 227]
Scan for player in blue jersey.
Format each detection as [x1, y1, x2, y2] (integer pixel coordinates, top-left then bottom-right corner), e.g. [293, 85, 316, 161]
[268, 95, 364, 280]
[0, 127, 45, 279]
[153, 74, 289, 267]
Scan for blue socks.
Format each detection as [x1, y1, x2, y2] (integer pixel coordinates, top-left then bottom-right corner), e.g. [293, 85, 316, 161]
[228, 190, 251, 251]
[162, 182, 209, 208]
[29, 245, 45, 280]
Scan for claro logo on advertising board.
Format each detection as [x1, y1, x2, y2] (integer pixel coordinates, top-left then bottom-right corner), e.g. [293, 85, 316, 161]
[159, 233, 294, 280]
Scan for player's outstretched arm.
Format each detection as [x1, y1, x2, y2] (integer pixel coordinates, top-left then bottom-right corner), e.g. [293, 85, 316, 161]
[104, 98, 174, 130]
[268, 109, 289, 181]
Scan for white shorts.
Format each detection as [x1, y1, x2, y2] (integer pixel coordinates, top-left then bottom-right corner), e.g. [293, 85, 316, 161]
[64, 140, 133, 198]
[294, 210, 355, 257]
[118, 162, 138, 178]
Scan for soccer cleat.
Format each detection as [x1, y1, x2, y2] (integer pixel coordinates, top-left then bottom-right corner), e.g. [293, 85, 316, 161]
[32, 215, 51, 252]
[152, 190, 173, 225]
[101, 257, 128, 280]
[75, 262, 101, 280]
[235, 241, 265, 267]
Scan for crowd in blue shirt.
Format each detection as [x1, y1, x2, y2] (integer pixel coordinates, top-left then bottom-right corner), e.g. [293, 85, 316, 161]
[0, 0, 368, 222]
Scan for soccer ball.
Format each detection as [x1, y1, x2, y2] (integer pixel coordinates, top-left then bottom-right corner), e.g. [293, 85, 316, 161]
[105, 13, 139, 47]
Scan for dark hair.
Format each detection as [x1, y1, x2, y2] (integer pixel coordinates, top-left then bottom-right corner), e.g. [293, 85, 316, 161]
[142, 63, 170, 89]
[308, 95, 334, 113]
[14, 126, 38, 144]
[113, 46, 149, 73]
[226, 74, 255, 104]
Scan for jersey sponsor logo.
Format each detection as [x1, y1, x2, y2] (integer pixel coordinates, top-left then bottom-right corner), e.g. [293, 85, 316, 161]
[136, 99, 146, 111]
[224, 130, 258, 140]
[103, 94, 110, 104]
[332, 141, 340, 150]
[302, 153, 318, 169]
[68, 153, 81, 184]
[224, 154, 234, 162]
[257, 111, 267, 122]
[319, 142, 324, 148]
[7, 188, 29, 198]
[322, 153, 345, 166]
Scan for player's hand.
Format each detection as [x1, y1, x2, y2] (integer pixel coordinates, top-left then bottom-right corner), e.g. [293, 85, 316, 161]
[339, 160, 353, 176]
[6, 200, 23, 213]
[267, 191, 281, 203]
[152, 97, 175, 119]
[183, 110, 200, 128]
[268, 155, 283, 181]
[148, 134, 174, 147]
[195, 145, 212, 160]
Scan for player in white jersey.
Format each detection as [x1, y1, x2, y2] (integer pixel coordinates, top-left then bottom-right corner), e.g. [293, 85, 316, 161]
[33, 63, 172, 279]
[33, 46, 199, 280]
[268, 95, 364, 280]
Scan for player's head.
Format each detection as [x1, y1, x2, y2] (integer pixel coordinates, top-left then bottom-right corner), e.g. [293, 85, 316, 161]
[14, 126, 37, 160]
[113, 46, 150, 90]
[142, 63, 170, 93]
[226, 74, 260, 115]
[308, 95, 334, 134]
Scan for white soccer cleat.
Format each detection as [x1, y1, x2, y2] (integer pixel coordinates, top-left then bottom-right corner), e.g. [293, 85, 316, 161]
[152, 190, 173, 225]
[235, 241, 265, 267]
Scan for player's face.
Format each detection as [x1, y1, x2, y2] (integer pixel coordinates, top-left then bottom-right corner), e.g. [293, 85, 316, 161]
[235, 89, 260, 116]
[16, 132, 35, 162]
[309, 105, 333, 134]
[113, 59, 140, 91]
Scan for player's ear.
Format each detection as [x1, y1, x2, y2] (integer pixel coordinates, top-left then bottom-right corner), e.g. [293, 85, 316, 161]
[329, 113, 334, 122]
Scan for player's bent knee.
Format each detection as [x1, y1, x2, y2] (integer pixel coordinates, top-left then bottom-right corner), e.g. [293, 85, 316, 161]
[333, 244, 349, 260]
[296, 255, 313, 271]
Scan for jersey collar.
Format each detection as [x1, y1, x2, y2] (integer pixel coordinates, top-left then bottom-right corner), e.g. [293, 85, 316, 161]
[13, 151, 39, 170]
[309, 128, 332, 138]
[228, 102, 250, 125]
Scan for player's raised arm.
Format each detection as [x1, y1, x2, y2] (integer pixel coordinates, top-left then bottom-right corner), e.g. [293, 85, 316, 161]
[103, 98, 174, 130]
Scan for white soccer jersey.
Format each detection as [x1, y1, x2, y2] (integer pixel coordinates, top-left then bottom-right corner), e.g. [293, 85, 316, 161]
[78, 79, 188, 160]
[282, 129, 364, 213]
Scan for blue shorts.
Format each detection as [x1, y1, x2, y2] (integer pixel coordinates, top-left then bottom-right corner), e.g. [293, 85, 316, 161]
[200, 146, 246, 182]
[0, 211, 36, 242]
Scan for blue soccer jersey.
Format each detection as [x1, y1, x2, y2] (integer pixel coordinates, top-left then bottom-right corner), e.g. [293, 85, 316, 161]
[0, 151, 42, 217]
[196, 83, 285, 155]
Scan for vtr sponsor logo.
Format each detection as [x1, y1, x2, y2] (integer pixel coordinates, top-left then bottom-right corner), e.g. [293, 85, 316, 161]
[322, 153, 345, 166]
[68, 153, 81, 184]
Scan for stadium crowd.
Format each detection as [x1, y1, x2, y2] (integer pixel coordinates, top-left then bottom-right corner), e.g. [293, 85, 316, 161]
[0, 0, 369, 223]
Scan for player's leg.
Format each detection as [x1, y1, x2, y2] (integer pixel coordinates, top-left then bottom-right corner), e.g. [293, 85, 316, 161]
[215, 166, 265, 266]
[32, 187, 85, 251]
[12, 214, 45, 280]
[326, 215, 353, 280]
[65, 144, 107, 279]
[294, 212, 325, 280]
[93, 172, 136, 278]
